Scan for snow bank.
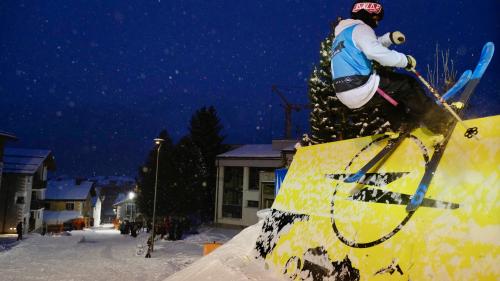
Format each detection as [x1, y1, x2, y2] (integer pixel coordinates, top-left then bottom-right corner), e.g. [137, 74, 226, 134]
[0, 224, 244, 281]
[165, 221, 285, 281]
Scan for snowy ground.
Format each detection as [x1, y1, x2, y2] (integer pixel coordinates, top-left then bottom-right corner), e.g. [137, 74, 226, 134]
[0, 223, 270, 281]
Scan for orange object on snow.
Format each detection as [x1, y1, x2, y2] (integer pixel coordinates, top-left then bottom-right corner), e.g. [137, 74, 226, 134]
[203, 242, 222, 256]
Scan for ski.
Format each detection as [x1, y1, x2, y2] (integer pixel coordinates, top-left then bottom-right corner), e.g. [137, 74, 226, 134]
[344, 131, 410, 183]
[441, 69, 472, 101]
[406, 42, 495, 212]
[344, 67, 474, 184]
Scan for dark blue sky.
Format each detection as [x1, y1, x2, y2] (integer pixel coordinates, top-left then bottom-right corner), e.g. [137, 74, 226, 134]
[1, 1, 498, 177]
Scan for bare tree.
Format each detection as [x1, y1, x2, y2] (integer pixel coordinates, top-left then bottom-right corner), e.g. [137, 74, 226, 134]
[427, 44, 457, 93]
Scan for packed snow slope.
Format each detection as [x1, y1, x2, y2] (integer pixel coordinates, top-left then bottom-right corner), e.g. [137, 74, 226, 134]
[0, 224, 240, 281]
[252, 115, 499, 280]
[165, 220, 285, 281]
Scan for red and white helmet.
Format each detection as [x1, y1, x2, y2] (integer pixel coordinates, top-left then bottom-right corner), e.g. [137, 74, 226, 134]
[351, 0, 384, 28]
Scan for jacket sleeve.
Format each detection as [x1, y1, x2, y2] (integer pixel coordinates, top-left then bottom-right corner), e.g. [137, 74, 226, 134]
[378, 32, 393, 47]
[353, 24, 408, 68]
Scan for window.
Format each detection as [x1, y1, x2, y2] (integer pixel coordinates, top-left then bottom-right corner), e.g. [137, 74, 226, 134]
[261, 182, 276, 209]
[125, 203, 135, 216]
[262, 182, 275, 196]
[66, 202, 75, 210]
[249, 167, 275, 190]
[222, 167, 243, 218]
[249, 168, 259, 190]
[16, 196, 25, 204]
[247, 200, 259, 208]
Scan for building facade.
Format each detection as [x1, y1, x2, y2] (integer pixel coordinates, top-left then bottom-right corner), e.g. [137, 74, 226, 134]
[0, 148, 55, 234]
[214, 140, 296, 227]
[0, 131, 17, 191]
[113, 193, 137, 223]
[88, 176, 136, 224]
[44, 179, 100, 231]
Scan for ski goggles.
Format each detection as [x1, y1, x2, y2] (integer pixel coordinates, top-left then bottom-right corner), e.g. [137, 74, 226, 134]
[352, 2, 383, 14]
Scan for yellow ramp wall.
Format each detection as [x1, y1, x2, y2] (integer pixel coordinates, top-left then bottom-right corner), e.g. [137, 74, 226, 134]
[255, 115, 500, 280]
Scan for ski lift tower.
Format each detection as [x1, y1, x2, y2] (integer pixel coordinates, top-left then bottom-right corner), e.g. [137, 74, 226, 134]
[272, 85, 310, 139]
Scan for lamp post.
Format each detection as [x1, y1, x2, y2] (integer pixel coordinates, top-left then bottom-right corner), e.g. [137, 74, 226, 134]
[150, 138, 164, 253]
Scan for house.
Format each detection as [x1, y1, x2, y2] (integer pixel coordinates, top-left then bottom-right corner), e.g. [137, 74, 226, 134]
[44, 179, 100, 232]
[0, 147, 55, 234]
[214, 139, 296, 227]
[91, 188, 102, 227]
[113, 192, 137, 223]
[88, 176, 136, 224]
[0, 131, 17, 188]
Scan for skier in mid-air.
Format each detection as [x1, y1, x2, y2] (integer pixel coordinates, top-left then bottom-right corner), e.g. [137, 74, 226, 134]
[330, 0, 452, 134]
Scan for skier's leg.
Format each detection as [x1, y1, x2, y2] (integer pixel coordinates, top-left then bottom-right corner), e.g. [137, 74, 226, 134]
[351, 94, 399, 136]
[378, 70, 451, 133]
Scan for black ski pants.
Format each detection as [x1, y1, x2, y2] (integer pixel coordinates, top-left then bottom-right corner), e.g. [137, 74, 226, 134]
[369, 69, 451, 133]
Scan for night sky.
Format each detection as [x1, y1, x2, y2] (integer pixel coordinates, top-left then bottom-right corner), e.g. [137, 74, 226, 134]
[1, 1, 499, 177]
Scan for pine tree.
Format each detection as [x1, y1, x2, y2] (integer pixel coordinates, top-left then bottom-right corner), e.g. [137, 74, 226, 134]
[307, 22, 353, 144]
[188, 106, 229, 222]
[170, 136, 206, 216]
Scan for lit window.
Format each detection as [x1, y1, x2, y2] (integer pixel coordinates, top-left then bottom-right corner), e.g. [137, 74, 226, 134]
[66, 202, 75, 210]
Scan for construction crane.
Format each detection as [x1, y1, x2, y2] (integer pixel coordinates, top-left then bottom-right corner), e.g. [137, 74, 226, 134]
[272, 85, 311, 139]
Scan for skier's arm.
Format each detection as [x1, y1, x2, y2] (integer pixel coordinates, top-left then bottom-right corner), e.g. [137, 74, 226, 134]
[378, 32, 393, 47]
[353, 24, 408, 68]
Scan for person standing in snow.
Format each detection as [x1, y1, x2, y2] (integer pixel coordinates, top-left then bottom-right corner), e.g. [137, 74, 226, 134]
[16, 221, 23, 241]
[331, 0, 451, 134]
[130, 222, 138, 238]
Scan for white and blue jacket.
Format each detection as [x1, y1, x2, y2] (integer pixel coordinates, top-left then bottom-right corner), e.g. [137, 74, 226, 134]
[331, 19, 408, 109]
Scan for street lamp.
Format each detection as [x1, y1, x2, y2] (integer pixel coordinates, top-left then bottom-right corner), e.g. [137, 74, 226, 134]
[150, 138, 164, 254]
[128, 191, 135, 200]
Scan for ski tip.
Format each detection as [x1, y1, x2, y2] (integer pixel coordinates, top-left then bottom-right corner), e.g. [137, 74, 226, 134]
[442, 69, 472, 101]
[471, 42, 496, 79]
[344, 172, 363, 183]
[484, 42, 495, 52]
[481, 42, 494, 59]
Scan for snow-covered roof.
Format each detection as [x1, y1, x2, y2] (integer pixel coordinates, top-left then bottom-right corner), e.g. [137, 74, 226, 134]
[113, 193, 134, 206]
[88, 175, 136, 186]
[217, 144, 281, 159]
[113, 193, 126, 205]
[0, 130, 17, 140]
[43, 211, 82, 225]
[3, 148, 53, 174]
[46, 179, 95, 201]
[282, 143, 297, 152]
